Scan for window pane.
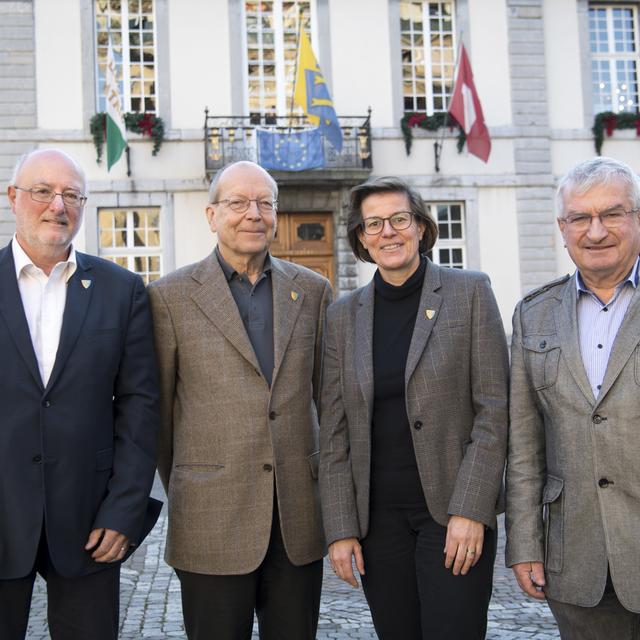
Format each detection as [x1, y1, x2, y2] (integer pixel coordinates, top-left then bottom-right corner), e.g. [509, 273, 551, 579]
[243, 0, 311, 116]
[589, 5, 639, 115]
[94, 0, 157, 113]
[401, 1, 456, 115]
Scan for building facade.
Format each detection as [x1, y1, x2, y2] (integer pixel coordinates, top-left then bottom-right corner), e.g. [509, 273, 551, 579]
[1, 0, 639, 324]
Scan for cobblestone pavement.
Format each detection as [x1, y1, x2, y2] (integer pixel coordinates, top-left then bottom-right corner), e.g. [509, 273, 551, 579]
[27, 504, 559, 639]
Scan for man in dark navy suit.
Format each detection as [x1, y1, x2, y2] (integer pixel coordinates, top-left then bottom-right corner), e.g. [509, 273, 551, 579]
[0, 148, 160, 639]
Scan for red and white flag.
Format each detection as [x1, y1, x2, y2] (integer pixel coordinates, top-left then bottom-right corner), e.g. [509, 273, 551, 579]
[449, 45, 491, 163]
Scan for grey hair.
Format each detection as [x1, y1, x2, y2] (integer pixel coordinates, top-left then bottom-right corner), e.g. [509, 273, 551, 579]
[556, 156, 640, 217]
[10, 148, 88, 195]
[207, 161, 278, 203]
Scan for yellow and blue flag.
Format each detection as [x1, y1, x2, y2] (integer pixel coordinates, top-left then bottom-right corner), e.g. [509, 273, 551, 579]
[294, 29, 343, 152]
[257, 128, 324, 171]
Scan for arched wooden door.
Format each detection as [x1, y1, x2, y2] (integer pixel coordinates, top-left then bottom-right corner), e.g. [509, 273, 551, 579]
[271, 212, 334, 288]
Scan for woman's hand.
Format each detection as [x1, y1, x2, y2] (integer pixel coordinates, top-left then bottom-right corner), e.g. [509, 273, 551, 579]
[328, 537, 365, 588]
[444, 515, 485, 576]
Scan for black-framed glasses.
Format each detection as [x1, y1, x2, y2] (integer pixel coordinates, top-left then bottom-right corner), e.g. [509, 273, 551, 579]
[13, 185, 87, 207]
[361, 211, 414, 235]
[560, 208, 638, 231]
[211, 197, 278, 214]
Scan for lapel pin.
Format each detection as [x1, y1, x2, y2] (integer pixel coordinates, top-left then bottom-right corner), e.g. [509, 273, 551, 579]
[291, 291, 299, 301]
[81, 279, 92, 289]
[425, 309, 435, 320]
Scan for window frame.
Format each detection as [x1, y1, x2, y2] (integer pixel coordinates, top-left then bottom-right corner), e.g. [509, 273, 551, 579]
[589, 2, 640, 115]
[97, 206, 163, 284]
[400, 1, 457, 115]
[426, 201, 466, 269]
[241, 0, 320, 118]
[94, 0, 159, 114]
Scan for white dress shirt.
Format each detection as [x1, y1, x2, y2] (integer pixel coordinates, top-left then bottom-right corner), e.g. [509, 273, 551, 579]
[12, 236, 77, 386]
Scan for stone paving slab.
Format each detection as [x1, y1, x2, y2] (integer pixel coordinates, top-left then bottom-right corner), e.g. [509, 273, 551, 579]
[26, 513, 559, 639]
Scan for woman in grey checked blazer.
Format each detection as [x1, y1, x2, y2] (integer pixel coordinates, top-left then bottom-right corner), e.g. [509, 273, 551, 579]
[319, 176, 509, 639]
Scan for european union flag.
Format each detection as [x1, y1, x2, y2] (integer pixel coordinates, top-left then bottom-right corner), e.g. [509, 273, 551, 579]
[257, 128, 325, 172]
[293, 29, 343, 152]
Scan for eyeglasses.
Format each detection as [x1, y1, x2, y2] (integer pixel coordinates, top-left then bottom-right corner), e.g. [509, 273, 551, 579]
[211, 197, 278, 214]
[560, 208, 638, 231]
[361, 211, 414, 235]
[14, 185, 87, 207]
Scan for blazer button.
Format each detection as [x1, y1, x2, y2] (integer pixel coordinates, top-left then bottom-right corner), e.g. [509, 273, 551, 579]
[43, 400, 51, 408]
[598, 478, 611, 488]
[33, 454, 42, 463]
[263, 464, 273, 472]
[539, 340, 547, 349]
[413, 420, 423, 430]
[593, 414, 603, 424]
[269, 411, 277, 420]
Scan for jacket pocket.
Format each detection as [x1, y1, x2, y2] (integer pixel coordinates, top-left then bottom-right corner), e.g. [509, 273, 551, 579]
[174, 463, 225, 473]
[523, 335, 561, 390]
[634, 348, 640, 385]
[543, 474, 564, 574]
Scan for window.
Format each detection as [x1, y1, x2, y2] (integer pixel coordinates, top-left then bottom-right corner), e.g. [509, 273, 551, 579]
[95, 0, 158, 113]
[244, 1, 313, 118]
[426, 203, 465, 268]
[98, 208, 162, 283]
[401, 1, 456, 114]
[590, 4, 640, 114]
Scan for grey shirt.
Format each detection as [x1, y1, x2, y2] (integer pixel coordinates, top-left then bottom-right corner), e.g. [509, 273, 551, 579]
[215, 246, 275, 387]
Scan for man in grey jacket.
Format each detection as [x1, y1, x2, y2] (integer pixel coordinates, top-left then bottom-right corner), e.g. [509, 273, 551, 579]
[506, 156, 640, 638]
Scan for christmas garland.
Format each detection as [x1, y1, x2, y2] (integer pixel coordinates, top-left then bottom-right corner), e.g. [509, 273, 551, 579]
[90, 112, 165, 164]
[400, 112, 466, 155]
[592, 111, 640, 155]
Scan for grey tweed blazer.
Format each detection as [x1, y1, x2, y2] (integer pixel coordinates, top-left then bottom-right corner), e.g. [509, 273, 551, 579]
[506, 274, 640, 612]
[319, 261, 509, 546]
[149, 252, 332, 574]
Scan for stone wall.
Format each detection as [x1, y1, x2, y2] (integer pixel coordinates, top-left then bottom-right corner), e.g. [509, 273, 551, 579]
[0, 0, 37, 244]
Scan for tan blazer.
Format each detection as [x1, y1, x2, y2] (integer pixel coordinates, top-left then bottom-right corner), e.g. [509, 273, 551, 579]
[506, 274, 640, 612]
[319, 262, 509, 546]
[148, 253, 332, 574]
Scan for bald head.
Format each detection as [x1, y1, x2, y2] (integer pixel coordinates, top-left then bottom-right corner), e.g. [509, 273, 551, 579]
[8, 148, 87, 274]
[11, 149, 87, 195]
[208, 161, 277, 203]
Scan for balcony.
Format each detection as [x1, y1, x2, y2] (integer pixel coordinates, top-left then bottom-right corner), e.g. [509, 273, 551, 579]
[204, 109, 373, 185]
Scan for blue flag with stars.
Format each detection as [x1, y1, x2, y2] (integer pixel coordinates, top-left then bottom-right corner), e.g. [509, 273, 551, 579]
[293, 29, 343, 152]
[257, 128, 325, 172]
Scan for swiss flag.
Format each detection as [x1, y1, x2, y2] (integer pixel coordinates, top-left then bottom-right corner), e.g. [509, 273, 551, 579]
[449, 45, 491, 163]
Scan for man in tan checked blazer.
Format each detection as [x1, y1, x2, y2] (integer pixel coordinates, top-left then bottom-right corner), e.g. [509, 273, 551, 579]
[148, 161, 332, 640]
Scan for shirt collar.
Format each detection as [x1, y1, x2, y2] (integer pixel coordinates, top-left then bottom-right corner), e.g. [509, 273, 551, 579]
[214, 245, 271, 282]
[12, 235, 77, 282]
[576, 256, 640, 295]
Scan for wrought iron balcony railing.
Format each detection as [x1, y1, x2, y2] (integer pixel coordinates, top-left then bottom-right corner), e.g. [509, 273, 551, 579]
[204, 109, 372, 177]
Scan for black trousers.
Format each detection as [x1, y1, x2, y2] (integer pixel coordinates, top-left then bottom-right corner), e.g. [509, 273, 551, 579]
[0, 527, 120, 640]
[360, 506, 496, 640]
[176, 500, 323, 640]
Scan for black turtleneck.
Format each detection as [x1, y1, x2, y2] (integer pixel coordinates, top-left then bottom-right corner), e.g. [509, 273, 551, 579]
[370, 257, 428, 509]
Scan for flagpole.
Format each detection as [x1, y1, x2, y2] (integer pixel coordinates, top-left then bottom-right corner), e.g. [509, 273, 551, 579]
[434, 33, 463, 173]
[287, 4, 304, 135]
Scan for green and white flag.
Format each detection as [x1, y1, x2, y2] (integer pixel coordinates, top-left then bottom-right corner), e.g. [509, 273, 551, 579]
[105, 41, 127, 171]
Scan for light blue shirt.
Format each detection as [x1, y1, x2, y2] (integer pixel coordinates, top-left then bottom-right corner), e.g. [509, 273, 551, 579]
[576, 257, 639, 399]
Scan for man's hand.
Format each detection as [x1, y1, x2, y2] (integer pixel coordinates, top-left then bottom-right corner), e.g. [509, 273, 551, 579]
[512, 561, 546, 599]
[444, 515, 485, 576]
[328, 537, 365, 588]
[85, 528, 130, 563]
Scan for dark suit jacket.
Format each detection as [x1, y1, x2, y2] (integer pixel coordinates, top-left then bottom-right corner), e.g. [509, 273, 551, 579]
[319, 262, 509, 545]
[0, 243, 160, 578]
